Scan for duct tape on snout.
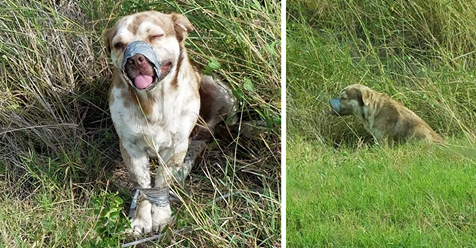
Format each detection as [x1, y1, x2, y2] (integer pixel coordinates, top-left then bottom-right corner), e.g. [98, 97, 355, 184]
[329, 98, 341, 114]
[121, 41, 161, 77]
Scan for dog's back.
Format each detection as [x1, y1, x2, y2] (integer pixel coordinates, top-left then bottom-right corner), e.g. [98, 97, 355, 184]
[370, 90, 442, 144]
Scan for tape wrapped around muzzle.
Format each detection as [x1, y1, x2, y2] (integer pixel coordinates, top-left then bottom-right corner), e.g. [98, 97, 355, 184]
[121, 41, 161, 78]
[329, 98, 341, 114]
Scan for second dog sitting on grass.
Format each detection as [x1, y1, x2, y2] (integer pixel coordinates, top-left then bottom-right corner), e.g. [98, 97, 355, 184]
[330, 84, 442, 145]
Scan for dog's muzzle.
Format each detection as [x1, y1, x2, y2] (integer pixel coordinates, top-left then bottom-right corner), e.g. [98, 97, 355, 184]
[121, 41, 161, 91]
[329, 98, 341, 115]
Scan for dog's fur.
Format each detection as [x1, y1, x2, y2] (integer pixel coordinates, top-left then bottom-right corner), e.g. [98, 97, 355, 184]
[330, 84, 442, 144]
[104, 11, 236, 234]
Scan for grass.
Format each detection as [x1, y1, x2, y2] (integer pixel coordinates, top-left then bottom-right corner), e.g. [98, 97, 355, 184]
[287, 138, 476, 247]
[287, 0, 476, 247]
[287, 0, 476, 144]
[0, 0, 280, 247]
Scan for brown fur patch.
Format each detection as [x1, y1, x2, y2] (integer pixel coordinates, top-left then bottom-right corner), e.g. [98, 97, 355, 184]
[170, 47, 184, 88]
[127, 11, 176, 37]
[111, 70, 136, 111]
[171, 13, 193, 43]
[109, 91, 115, 105]
[120, 87, 135, 109]
[127, 14, 148, 35]
[346, 88, 363, 106]
[112, 69, 125, 88]
[103, 26, 118, 54]
[119, 87, 156, 118]
[138, 92, 156, 117]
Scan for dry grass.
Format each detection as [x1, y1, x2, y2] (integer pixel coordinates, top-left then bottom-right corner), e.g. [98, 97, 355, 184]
[0, 0, 280, 247]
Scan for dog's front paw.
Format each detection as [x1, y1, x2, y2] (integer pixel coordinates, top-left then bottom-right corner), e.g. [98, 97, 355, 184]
[130, 200, 153, 235]
[151, 203, 172, 232]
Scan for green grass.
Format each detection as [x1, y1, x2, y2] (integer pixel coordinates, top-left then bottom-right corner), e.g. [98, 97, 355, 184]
[0, 0, 280, 247]
[287, 0, 476, 247]
[287, 138, 476, 247]
[287, 0, 476, 144]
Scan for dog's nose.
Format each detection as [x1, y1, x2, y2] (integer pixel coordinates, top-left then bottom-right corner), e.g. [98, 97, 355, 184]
[127, 54, 147, 66]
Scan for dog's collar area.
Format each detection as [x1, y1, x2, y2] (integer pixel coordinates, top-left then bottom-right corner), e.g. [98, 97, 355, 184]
[129, 187, 170, 218]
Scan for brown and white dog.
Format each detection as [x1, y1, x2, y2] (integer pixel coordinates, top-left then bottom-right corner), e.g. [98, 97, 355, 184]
[330, 84, 442, 144]
[104, 11, 236, 234]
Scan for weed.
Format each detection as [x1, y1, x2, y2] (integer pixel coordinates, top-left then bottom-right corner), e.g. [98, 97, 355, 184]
[88, 191, 128, 248]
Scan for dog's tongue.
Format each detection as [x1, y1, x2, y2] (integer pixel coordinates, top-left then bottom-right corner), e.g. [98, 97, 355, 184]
[134, 75, 153, 89]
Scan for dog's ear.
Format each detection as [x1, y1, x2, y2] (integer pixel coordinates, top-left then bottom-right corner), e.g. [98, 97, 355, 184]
[171, 13, 193, 43]
[360, 88, 375, 107]
[103, 27, 115, 54]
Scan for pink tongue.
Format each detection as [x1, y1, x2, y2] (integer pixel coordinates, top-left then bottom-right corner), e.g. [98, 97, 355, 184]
[134, 75, 153, 89]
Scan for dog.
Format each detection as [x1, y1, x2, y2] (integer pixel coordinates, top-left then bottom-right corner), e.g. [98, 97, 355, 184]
[104, 11, 236, 234]
[329, 84, 442, 144]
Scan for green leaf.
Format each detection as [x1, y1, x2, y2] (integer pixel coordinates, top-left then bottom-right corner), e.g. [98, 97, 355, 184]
[232, 88, 244, 101]
[113, 196, 123, 205]
[266, 40, 280, 56]
[202, 66, 213, 76]
[243, 77, 255, 92]
[208, 58, 221, 70]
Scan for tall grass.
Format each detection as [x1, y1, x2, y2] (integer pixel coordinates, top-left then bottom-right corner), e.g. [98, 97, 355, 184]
[287, 0, 476, 247]
[287, 0, 476, 146]
[0, 0, 280, 247]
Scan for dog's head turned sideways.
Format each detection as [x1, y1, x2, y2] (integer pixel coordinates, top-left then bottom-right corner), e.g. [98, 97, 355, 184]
[329, 84, 376, 116]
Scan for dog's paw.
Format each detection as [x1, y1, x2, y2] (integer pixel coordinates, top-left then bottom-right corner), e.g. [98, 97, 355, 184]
[130, 200, 153, 235]
[151, 203, 172, 232]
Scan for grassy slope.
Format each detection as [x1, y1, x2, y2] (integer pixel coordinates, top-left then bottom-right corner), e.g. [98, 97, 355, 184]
[0, 0, 280, 247]
[287, 0, 476, 247]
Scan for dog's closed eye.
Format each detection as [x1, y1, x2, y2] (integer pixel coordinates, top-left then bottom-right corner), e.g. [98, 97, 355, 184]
[114, 42, 125, 50]
[149, 34, 164, 41]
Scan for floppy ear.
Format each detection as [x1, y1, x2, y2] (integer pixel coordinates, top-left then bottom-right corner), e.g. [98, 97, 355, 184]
[171, 13, 193, 43]
[360, 87, 375, 107]
[103, 27, 115, 54]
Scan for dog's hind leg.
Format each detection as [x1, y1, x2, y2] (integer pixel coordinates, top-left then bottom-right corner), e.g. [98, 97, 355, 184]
[193, 75, 238, 141]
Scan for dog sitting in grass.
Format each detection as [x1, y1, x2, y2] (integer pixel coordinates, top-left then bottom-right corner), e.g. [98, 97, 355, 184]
[104, 11, 236, 234]
[329, 84, 442, 144]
